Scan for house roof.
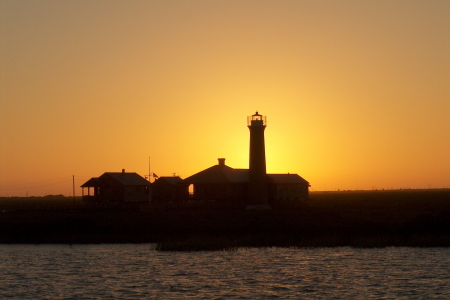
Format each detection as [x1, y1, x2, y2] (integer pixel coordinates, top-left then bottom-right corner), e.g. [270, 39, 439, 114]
[100, 172, 151, 186]
[182, 164, 249, 184]
[267, 174, 310, 185]
[80, 177, 100, 187]
[154, 176, 183, 185]
[182, 161, 309, 186]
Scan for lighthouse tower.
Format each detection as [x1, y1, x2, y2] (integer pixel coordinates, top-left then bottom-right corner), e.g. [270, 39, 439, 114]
[247, 111, 270, 209]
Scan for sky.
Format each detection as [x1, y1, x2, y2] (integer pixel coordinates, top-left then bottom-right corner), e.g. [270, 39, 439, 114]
[1, 0, 449, 196]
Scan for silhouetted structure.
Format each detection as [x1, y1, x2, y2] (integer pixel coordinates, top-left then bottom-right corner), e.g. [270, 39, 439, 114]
[181, 111, 309, 207]
[248, 112, 269, 208]
[182, 158, 309, 206]
[151, 176, 183, 203]
[182, 158, 249, 203]
[81, 169, 151, 205]
[267, 173, 309, 204]
[81, 112, 309, 208]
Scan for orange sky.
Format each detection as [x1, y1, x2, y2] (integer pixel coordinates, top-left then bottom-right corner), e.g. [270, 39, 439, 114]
[1, 0, 449, 196]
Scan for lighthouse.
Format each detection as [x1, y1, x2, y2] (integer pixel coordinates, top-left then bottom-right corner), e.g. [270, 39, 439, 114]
[247, 111, 270, 209]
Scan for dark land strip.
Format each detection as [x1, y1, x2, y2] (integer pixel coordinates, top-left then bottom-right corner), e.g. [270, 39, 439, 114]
[1, 189, 449, 250]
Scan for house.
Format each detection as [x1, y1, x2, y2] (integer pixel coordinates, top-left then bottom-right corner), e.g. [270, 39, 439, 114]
[181, 158, 309, 205]
[81, 169, 151, 204]
[151, 176, 183, 202]
[267, 173, 310, 203]
[181, 158, 248, 202]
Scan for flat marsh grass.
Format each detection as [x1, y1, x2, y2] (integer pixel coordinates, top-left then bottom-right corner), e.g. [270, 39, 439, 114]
[1, 189, 449, 249]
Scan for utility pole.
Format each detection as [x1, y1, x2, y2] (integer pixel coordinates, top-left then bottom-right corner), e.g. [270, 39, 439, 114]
[72, 175, 75, 206]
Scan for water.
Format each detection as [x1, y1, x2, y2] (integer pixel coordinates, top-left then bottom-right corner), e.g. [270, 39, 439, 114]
[1, 245, 449, 299]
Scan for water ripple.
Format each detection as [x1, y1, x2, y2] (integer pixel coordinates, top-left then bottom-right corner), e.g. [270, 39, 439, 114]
[0, 245, 449, 299]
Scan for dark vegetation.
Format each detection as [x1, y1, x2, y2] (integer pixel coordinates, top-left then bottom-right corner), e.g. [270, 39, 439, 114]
[1, 189, 449, 250]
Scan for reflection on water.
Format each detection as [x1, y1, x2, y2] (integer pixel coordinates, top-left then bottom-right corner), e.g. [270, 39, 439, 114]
[1, 245, 449, 299]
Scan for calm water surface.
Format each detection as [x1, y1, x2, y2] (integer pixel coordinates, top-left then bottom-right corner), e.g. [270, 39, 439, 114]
[1, 245, 449, 299]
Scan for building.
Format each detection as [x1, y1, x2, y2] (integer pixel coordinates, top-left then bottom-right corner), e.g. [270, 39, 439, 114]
[182, 158, 249, 203]
[180, 111, 310, 207]
[80, 112, 309, 207]
[151, 176, 183, 203]
[248, 111, 269, 207]
[182, 158, 309, 206]
[267, 174, 310, 204]
[81, 169, 151, 204]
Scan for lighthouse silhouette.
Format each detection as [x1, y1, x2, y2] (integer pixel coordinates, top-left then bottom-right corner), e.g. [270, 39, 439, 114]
[247, 111, 270, 209]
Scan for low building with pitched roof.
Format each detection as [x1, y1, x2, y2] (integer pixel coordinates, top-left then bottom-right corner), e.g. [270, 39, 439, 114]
[81, 169, 151, 204]
[151, 176, 183, 203]
[267, 173, 310, 203]
[181, 158, 309, 206]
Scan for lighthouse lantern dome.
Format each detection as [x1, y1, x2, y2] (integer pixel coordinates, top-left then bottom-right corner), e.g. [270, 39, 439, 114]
[247, 111, 267, 127]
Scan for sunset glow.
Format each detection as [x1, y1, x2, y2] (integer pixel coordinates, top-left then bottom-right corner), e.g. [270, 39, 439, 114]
[1, 1, 449, 196]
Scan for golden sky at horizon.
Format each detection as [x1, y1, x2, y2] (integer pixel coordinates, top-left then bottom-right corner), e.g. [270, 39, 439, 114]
[1, 0, 449, 196]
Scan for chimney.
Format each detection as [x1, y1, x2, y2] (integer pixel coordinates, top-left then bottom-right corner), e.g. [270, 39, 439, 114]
[122, 169, 125, 174]
[218, 158, 225, 166]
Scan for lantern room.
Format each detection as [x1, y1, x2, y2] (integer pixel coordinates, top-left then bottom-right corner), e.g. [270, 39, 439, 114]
[247, 111, 267, 127]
